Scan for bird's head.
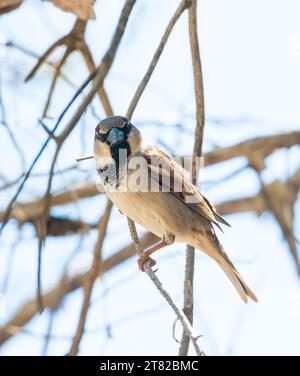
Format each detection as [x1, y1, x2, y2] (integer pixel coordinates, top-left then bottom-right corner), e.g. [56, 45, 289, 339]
[94, 116, 142, 170]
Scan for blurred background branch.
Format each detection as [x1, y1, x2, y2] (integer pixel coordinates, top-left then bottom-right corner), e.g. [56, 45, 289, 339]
[0, 0, 299, 356]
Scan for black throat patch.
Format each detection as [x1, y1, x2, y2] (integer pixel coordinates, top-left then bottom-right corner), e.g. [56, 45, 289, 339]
[108, 122, 132, 174]
[110, 140, 131, 174]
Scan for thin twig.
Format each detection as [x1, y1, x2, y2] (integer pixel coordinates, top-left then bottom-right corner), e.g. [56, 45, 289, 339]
[7, 39, 103, 119]
[76, 154, 94, 162]
[6, 41, 76, 87]
[127, 219, 205, 356]
[0, 0, 136, 234]
[25, 17, 113, 118]
[0, 64, 97, 235]
[180, 0, 205, 356]
[126, 0, 192, 119]
[42, 310, 55, 356]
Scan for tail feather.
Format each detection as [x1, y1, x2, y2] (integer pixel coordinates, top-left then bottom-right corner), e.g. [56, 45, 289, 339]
[219, 262, 258, 303]
[192, 225, 258, 303]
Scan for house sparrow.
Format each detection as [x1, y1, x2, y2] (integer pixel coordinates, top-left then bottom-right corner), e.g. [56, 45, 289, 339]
[94, 116, 258, 303]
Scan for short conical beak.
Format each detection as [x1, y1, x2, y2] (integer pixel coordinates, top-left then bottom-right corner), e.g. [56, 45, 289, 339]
[107, 127, 125, 144]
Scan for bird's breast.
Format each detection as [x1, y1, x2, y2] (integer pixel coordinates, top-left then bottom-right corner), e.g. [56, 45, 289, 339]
[106, 190, 165, 238]
[105, 186, 197, 244]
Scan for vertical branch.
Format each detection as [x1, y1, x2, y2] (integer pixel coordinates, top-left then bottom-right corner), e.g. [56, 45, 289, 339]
[68, 200, 112, 356]
[179, 0, 205, 356]
[124, 0, 205, 356]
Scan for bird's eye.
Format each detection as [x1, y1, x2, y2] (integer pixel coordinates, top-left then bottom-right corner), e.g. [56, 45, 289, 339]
[99, 134, 107, 142]
[95, 129, 108, 142]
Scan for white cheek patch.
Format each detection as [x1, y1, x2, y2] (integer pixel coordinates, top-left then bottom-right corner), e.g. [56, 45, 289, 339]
[127, 130, 142, 154]
[94, 140, 111, 157]
[96, 155, 114, 170]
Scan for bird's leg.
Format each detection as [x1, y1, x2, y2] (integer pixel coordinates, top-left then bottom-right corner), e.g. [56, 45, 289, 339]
[137, 234, 175, 272]
[137, 241, 165, 271]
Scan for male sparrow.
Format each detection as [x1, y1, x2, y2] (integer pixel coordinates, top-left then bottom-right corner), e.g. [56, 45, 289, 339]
[94, 116, 258, 303]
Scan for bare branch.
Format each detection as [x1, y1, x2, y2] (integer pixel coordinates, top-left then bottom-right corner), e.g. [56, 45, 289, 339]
[204, 131, 300, 169]
[0, 181, 100, 223]
[1, 130, 299, 227]
[0, 0, 22, 15]
[42, 216, 96, 237]
[49, 0, 96, 20]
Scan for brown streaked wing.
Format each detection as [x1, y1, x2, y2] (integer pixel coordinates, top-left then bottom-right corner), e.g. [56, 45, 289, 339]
[142, 144, 230, 229]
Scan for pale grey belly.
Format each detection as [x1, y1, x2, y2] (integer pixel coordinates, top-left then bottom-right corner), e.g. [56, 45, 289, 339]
[106, 190, 194, 242]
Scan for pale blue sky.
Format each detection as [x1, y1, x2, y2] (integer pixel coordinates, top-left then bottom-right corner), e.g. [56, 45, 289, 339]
[0, 0, 300, 355]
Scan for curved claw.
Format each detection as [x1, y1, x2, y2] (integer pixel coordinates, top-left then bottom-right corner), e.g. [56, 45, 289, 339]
[137, 254, 157, 272]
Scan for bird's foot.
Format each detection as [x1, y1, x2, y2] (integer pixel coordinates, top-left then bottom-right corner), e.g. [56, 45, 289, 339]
[137, 254, 156, 272]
